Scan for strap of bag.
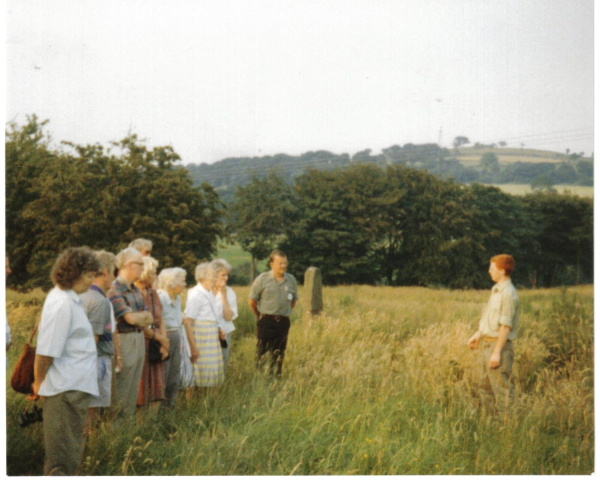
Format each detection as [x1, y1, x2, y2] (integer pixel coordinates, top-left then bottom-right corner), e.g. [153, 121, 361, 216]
[28, 317, 42, 345]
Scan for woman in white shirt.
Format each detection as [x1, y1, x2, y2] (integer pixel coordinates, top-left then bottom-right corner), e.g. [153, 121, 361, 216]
[30, 247, 100, 476]
[210, 259, 237, 371]
[183, 263, 225, 388]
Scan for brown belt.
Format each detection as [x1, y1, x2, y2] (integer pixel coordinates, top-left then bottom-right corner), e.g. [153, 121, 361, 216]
[260, 314, 289, 323]
[483, 336, 498, 342]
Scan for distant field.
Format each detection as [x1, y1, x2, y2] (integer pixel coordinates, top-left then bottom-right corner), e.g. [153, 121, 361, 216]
[216, 239, 268, 272]
[491, 184, 594, 197]
[457, 155, 564, 166]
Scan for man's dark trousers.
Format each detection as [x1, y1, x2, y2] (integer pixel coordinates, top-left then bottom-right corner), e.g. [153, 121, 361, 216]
[256, 315, 290, 376]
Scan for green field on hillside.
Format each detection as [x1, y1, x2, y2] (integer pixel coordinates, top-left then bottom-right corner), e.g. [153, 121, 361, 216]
[492, 184, 594, 197]
[6, 285, 593, 475]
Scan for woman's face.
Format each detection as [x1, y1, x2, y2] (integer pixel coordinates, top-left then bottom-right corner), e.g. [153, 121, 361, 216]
[216, 270, 229, 289]
[145, 268, 157, 285]
[72, 271, 96, 294]
[202, 271, 217, 291]
[172, 278, 186, 295]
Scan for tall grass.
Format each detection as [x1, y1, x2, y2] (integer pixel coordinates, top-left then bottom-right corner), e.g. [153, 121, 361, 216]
[5, 285, 593, 475]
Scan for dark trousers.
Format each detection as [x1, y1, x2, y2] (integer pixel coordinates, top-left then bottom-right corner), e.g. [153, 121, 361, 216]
[256, 315, 290, 376]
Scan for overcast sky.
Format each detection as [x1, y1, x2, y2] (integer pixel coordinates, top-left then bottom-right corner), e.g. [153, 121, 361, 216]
[6, 0, 594, 164]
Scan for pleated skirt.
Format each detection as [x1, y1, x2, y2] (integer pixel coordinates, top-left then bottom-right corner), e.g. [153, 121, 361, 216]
[191, 320, 224, 387]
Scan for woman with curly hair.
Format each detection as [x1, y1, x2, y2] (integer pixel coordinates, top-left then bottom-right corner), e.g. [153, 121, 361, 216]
[30, 247, 100, 476]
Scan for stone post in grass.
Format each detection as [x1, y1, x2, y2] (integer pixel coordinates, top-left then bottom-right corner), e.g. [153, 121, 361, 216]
[304, 267, 323, 316]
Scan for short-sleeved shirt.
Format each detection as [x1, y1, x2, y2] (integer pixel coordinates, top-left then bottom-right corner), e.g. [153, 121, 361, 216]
[80, 285, 114, 357]
[108, 276, 149, 333]
[214, 286, 238, 335]
[37, 287, 99, 397]
[249, 271, 298, 317]
[478, 279, 519, 340]
[184, 284, 219, 323]
[158, 289, 183, 330]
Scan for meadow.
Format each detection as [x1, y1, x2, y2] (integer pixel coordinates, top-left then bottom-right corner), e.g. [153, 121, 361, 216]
[492, 184, 594, 198]
[5, 283, 594, 475]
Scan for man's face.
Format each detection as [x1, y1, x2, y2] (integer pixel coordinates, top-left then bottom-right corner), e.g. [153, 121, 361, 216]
[140, 248, 152, 257]
[488, 262, 505, 283]
[103, 267, 116, 291]
[72, 271, 97, 294]
[127, 256, 144, 281]
[270, 256, 288, 277]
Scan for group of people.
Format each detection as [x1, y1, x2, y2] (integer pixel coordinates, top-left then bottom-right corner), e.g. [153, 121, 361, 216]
[10, 240, 519, 476]
[20, 239, 298, 476]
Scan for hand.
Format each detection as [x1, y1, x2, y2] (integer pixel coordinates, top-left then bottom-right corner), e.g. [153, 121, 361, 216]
[467, 333, 480, 349]
[115, 356, 123, 373]
[489, 352, 501, 369]
[191, 346, 199, 363]
[160, 346, 169, 360]
[27, 380, 41, 401]
[218, 328, 226, 341]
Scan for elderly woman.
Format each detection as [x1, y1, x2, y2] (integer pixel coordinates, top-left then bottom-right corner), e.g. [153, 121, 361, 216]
[183, 262, 225, 388]
[134, 256, 169, 413]
[30, 247, 100, 476]
[210, 259, 238, 371]
[157, 267, 186, 411]
[129, 238, 153, 257]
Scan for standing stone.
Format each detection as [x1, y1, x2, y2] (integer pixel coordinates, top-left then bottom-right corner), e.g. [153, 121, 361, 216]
[304, 267, 323, 316]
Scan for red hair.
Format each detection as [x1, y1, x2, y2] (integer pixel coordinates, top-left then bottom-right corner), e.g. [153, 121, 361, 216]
[490, 254, 514, 276]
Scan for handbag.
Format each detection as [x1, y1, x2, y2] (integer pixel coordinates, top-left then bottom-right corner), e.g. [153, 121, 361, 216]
[148, 291, 169, 363]
[11, 319, 41, 395]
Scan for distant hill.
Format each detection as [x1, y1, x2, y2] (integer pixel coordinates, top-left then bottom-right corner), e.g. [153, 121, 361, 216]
[185, 144, 593, 205]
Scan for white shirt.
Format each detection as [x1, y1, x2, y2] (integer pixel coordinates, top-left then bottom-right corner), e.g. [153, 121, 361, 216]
[158, 289, 183, 330]
[37, 287, 99, 397]
[213, 286, 238, 335]
[184, 284, 219, 325]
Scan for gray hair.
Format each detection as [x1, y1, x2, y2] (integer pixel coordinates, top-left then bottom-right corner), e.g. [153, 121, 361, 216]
[211, 258, 232, 274]
[129, 238, 153, 252]
[139, 256, 159, 283]
[115, 247, 141, 269]
[94, 250, 116, 276]
[158, 267, 187, 291]
[195, 262, 217, 283]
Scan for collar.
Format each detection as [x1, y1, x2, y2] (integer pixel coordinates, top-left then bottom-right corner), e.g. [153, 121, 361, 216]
[158, 289, 176, 306]
[114, 276, 138, 293]
[493, 279, 512, 293]
[90, 284, 106, 298]
[268, 271, 287, 283]
[64, 288, 81, 303]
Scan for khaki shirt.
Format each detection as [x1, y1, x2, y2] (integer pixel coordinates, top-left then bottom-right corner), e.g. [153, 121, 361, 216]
[249, 271, 299, 317]
[478, 280, 519, 340]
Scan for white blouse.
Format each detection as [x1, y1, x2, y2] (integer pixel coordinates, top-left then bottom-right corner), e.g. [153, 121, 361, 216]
[214, 286, 238, 335]
[37, 287, 99, 397]
[184, 284, 219, 324]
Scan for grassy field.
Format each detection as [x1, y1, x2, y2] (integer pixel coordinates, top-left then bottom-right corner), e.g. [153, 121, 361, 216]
[456, 147, 579, 164]
[491, 184, 594, 198]
[5, 284, 593, 475]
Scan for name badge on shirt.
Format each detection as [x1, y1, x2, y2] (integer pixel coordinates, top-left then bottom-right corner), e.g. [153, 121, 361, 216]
[288, 293, 293, 301]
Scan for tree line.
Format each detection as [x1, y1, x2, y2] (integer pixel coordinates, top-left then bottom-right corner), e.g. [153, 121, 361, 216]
[186, 143, 593, 205]
[6, 117, 593, 290]
[231, 168, 593, 289]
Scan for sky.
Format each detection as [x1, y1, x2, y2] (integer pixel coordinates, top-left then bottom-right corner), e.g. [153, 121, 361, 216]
[6, 0, 594, 164]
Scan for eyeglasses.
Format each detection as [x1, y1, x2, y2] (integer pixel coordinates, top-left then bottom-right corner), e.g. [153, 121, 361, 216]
[129, 261, 143, 267]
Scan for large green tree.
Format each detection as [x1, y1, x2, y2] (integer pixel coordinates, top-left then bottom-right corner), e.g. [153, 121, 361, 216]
[229, 171, 297, 281]
[6, 118, 225, 289]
